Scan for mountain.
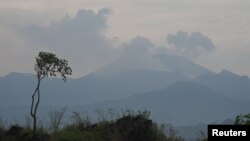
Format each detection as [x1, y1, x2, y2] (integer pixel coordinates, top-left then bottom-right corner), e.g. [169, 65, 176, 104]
[1, 54, 249, 128]
[2, 80, 246, 126]
[154, 54, 211, 78]
[81, 82, 250, 126]
[194, 69, 250, 100]
[0, 70, 187, 107]
[95, 53, 212, 78]
[0, 72, 36, 107]
[1, 80, 246, 139]
[1, 69, 249, 125]
[0, 52, 215, 107]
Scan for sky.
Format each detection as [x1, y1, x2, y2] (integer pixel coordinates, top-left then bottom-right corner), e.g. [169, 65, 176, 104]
[0, 0, 250, 77]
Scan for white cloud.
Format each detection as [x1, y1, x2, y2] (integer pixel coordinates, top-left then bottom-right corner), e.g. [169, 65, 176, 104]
[95, 36, 167, 76]
[167, 31, 216, 58]
[20, 8, 117, 77]
[0, 0, 250, 76]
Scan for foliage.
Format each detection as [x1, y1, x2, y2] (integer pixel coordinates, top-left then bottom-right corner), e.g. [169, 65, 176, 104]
[0, 110, 185, 141]
[48, 107, 67, 133]
[1, 125, 49, 141]
[234, 113, 250, 125]
[34, 51, 72, 81]
[30, 51, 72, 138]
[157, 124, 184, 141]
[71, 112, 91, 131]
[195, 130, 207, 141]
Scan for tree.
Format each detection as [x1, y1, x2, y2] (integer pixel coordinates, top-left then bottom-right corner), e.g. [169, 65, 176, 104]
[235, 113, 250, 125]
[30, 51, 72, 138]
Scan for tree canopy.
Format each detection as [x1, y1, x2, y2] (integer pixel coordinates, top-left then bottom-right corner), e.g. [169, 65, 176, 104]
[35, 51, 72, 81]
[31, 51, 72, 139]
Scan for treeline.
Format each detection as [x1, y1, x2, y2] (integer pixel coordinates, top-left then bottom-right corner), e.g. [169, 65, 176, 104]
[5, 109, 250, 141]
[0, 109, 202, 141]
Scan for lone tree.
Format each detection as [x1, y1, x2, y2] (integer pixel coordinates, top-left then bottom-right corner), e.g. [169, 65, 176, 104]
[31, 51, 72, 138]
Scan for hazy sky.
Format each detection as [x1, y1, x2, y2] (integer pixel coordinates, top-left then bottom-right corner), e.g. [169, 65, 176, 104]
[0, 0, 250, 77]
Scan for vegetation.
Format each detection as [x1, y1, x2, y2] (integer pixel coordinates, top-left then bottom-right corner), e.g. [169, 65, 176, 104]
[234, 113, 250, 125]
[31, 51, 72, 138]
[0, 110, 187, 141]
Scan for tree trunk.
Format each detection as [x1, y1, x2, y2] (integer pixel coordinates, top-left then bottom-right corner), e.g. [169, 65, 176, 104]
[30, 77, 41, 139]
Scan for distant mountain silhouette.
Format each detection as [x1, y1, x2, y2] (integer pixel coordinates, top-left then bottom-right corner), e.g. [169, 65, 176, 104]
[95, 53, 211, 78]
[0, 72, 35, 107]
[82, 82, 250, 126]
[0, 53, 216, 107]
[1, 55, 250, 128]
[154, 54, 211, 78]
[194, 69, 250, 100]
[0, 70, 187, 107]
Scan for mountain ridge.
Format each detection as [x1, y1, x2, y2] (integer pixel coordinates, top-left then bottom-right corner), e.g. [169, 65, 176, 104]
[79, 81, 250, 126]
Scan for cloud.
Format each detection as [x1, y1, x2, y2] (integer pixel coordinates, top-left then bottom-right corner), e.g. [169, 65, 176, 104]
[122, 36, 153, 56]
[23, 8, 111, 50]
[119, 36, 168, 72]
[95, 36, 167, 76]
[21, 8, 117, 77]
[167, 31, 216, 58]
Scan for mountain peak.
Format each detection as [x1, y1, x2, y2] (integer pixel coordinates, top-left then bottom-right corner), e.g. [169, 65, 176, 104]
[3, 72, 33, 78]
[218, 69, 237, 77]
[154, 54, 211, 78]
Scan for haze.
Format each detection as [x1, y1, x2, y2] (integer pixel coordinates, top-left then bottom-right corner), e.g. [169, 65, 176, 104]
[0, 0, 250, 77]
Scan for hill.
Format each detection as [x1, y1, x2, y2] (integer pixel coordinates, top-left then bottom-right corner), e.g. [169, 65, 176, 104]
[194, 69, 250, 100]
[82, 82, 250, 126]
[0, 70, 187, 107]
